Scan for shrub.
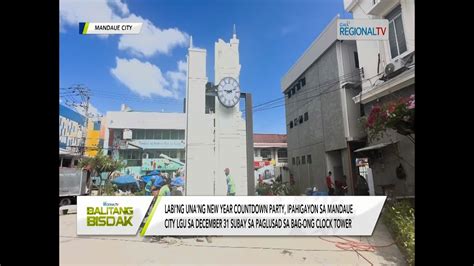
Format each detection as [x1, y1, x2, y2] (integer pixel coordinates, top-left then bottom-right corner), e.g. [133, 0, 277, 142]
[382, 199, 415, 265]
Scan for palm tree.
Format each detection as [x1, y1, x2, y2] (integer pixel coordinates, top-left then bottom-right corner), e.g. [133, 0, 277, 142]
[79, 149, 126, 195]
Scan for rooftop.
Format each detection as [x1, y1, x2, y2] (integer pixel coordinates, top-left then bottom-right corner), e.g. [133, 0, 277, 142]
[253, 134, 287, 148]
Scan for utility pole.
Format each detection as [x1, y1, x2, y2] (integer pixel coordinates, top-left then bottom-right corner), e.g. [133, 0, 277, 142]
[82, 94, 90, 156]
[64, 84, 91, 156]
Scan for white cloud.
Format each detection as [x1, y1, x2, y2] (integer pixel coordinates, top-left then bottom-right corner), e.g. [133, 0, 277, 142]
[118, 15, 188, 57]
[165, 59, 187, 97]
[110, 57, 173, 98]
[178, 60, 187, 73]
[166, 71, 186, 90]
[60, 0, 188, 57]
[60, 0, 120, 30]
[109, 0, 129, 16]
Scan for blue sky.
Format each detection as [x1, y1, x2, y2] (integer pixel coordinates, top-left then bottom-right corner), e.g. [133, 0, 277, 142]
[60, 0, 350, 134]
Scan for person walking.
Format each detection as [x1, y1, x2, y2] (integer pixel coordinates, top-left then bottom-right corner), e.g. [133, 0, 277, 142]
[224, 168, 236, 196]
[326, 171, 335, 195]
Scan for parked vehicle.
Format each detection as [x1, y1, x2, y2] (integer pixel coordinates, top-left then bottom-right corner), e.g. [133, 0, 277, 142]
[59, 153, 89, 206]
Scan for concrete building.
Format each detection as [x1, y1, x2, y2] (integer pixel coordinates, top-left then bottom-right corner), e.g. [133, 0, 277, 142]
[60, 104, 86, 156]
[103, 104, 186, 177]
[253, 133, 289, 183]
[84, 119, 102, 157]
[254, 134, 288, 166]
[281, 16, 364, 195]
[344, 0, 415, 197]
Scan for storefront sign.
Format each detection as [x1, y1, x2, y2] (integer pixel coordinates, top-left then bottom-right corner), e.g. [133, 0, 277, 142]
[134, 139, 185, 149]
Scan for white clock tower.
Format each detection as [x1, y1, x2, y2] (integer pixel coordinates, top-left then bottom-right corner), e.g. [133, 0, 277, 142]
[185, 28, 249, 196]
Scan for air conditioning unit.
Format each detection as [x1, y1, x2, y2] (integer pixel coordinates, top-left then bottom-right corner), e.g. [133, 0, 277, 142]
[384, 51, 415, 80]
[384, 58, 406, 79]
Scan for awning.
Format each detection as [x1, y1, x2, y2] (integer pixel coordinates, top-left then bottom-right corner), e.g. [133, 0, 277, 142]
[354, 141, 398, 153]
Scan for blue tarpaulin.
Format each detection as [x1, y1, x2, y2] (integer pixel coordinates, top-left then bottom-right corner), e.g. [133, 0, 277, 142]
[112, 175, 139, 187]
[171, 176, 184, 187]
[148, 170, 161, 175]
[141, 175, 163, 184]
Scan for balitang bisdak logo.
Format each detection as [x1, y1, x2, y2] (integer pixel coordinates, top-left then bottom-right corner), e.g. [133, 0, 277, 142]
[77, 196, 154, 235]
[337, 19, 389, 41]
[86, 201, 134, 227]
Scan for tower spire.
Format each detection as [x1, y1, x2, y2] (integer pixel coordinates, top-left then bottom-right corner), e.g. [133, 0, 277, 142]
[233, 24, 236, 38]
[190, 35, 193, 48]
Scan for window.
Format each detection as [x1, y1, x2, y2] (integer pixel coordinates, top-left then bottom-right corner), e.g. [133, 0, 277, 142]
[170, 130, 179, 140]
[178, 130, 185, 140]
[261, 149, 272, 159]
[155, 130, 160, 139]
[291, 87, 296, 95]
[304, 112, 308, 121]
[302, 155, 306, 164]
[168, 150, 178, 158]
[277, 148, 287, 159]
[294, 118, 298, 126]
[93, 121, 101, 131]
[299, 115, 303, 124]
[288, 90, 292, 98]
[307, 154, 312, 164]
[145, 129, 154, 139]
[296, 83, 301, 91]
[292, 157, 295, 165]
[296, 156, 300, 165]
[386, 5, 407, 58]
[300, 77, 306, 87]
[134, 129, 145, 140]
[161, 130, 170, 140]
[205, 95, 216, 114]
[354, 52, 359, 68]
[289, 121, 293, 128]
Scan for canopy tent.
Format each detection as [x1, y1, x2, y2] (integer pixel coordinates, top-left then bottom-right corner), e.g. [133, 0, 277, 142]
[171, 176, 185, 187]
[111, 175, 139, 188]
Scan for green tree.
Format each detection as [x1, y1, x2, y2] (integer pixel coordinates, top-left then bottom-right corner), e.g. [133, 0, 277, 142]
[78, 149, 126, 195]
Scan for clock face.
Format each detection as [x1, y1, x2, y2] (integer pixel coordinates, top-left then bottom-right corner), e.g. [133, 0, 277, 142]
[217, 77, 241, 108]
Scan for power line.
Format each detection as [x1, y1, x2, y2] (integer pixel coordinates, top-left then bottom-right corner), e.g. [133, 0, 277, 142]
[250, 71, 361, 114]
[250, 70, 387, 115]
[251, 69, 362, 110]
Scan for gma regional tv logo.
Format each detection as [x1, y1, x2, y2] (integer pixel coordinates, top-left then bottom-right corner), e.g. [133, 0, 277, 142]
[79, 22, 142, 35]
[86, 201, 134, 226]
[337, 19, 388, 41]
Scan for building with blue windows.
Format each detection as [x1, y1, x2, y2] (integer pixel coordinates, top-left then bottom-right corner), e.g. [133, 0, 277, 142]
[103, 104, 186, 176]
[59, 104, 86, 155]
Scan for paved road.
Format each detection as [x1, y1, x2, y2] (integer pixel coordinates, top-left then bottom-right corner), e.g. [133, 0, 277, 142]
[60, 212, 405, 265]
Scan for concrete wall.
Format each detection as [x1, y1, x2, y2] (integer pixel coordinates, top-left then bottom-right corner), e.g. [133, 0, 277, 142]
[284, 36, 367, 194]
[336, 41, 365, 141]
[346, 0, 415, 92]
[106, 112, 186, 129]
[185, 47, 216, 195]
[214, 35, 248, 196]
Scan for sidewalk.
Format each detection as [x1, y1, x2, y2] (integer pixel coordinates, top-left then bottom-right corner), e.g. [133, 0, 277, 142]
[60, 213, 405, 265]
